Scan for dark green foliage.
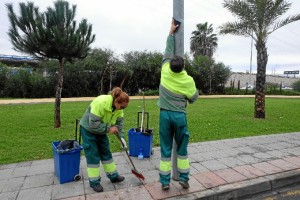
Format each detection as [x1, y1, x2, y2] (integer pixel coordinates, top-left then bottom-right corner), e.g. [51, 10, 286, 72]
[292, 80, 300, 92]
[191, 55, 231, 94]
[122, 51, 163, 95]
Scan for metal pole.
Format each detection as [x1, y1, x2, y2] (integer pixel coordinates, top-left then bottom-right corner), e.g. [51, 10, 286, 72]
[172, 0, 184, 181]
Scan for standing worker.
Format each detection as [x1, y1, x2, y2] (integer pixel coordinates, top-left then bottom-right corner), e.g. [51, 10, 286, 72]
[80, 87, 129, 192]
[158, 19, 199, 191]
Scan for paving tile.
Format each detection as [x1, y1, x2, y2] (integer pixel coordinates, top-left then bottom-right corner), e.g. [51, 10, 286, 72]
[0, 191, 18, 200]
[22, 173, 54, 189]
[218, 157, 245, 168]
[0, 179, 7, 193]
[27, 163, 54, 176]
[252, 152, 275, 160]
[190, 162, 209, 173]
[194, 144, 219, 153]
[214, 168, 247, 183]
[283, 156, 300, 166]
[118, 185, 153, 200]
[193, 171, 227, 189]
[251, 162, 283, 175]
[201, 160, 228, 171]
[86, 190, 119, 200]
[233, 165, 266, 179]
[144, 181, 181, 200]
[266, 150, 292, 158]
[189, 153, 207, 162]
[173, 176, 205, 195]
[112, 173, 142, 190]
[115, 162, 132, 175]
[16, 161, 32, 167]
[237, 155, 262, 164]
[141, 170, 159, 184]
[188, 146, 200, 154]
[0, 168, 14, 180]
[2, 177, 24, 192]
[60, 196, 85, 200]
[51, 180, 85, 200]
[267, 159, 299, 170]
[237, 146, 258, 154]
[284, 147, 300, 156]
[83, 177, 114, 195]
[17, 185, 52, 200]
[11, 166, 30, 178]
[0, 163, 17, 170]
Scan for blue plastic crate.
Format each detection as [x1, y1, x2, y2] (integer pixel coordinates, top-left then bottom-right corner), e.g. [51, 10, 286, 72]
[52, 141, 82, 184]
[128, 128, 153, 158]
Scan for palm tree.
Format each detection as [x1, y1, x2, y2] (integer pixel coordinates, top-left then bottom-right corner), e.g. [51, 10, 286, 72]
[219, 0, 300, 118]
[6, 0, 95, 127]
[190, 22, 218, 58]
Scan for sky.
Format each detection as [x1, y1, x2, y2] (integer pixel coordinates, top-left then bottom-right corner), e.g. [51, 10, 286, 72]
[0, 0, 300, 75]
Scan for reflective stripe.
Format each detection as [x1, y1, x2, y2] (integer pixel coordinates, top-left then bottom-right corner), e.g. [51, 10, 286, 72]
[161, 157, 171, 162]
[159, 170, 171, 175]
[87, 164, 100, 168]
[160, 160, 171, 172]
[178, 168, 190, 173]
[101, 160, 113, 165]
[177, 155, 188, 160]
[177, 157, 189, 170]
[87, 166, 100, 178]
[103, 162, 117, 173]
[89, 177, 100, 181]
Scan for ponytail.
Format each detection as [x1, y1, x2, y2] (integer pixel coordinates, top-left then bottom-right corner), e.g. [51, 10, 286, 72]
[111, 87, 129, 104]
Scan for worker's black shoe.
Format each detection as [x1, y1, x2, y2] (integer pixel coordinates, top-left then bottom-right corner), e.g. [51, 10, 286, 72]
[111, 175, 125, 183]
[179, 181, 190, 189]
[91, 184, 103, 192]
[162, 184, 170, 191]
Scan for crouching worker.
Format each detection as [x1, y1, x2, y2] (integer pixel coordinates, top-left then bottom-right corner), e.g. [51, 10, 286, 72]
[80, 87, 129, 192]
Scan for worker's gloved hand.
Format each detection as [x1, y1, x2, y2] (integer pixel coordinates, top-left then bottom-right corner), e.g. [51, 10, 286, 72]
[120, 138, 127, 150]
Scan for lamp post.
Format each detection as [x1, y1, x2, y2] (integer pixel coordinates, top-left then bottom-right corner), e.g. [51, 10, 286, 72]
[172, 0, 184, 181]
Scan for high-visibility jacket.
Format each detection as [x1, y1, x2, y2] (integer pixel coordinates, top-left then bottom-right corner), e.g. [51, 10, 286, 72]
[158, 35, 198, 113]
[80, 95, 124, 135]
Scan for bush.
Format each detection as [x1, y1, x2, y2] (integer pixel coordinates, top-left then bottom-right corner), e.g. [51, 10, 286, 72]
[292, 80, 300, 92]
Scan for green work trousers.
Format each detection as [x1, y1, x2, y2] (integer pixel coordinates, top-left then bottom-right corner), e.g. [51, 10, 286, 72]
[80, 127, 119, 186]
[159, 110, 190, 185]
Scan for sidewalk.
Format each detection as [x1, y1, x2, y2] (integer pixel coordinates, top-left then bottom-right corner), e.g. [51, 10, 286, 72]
[1, 132, 300, 200]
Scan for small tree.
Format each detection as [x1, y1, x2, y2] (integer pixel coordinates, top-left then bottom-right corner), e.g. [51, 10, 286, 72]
[7, 0, 95, 127]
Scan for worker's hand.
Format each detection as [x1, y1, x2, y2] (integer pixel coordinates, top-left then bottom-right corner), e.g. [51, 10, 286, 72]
[109, 126, 119, 134]
[169, 18, 179, 35]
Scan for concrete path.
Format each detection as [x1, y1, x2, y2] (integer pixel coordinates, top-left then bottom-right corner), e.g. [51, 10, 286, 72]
[1, 132, 300, 200]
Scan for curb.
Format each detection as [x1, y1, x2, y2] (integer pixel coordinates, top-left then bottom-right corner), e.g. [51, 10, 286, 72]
[166, 169, 300, 200]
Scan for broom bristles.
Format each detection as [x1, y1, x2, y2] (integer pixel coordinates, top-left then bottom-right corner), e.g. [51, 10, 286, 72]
[132, 169, 145, 180]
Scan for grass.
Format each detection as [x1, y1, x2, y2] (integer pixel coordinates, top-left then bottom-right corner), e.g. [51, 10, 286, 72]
[0, 97, 299, 164]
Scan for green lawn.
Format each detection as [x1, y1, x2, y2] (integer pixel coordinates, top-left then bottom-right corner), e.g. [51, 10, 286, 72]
[0, 97, 299, 164]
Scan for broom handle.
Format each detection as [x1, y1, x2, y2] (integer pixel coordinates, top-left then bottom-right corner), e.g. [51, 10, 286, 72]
[116, 132, 137, 171]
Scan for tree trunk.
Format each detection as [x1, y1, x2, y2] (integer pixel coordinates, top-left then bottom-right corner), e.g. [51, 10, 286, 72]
[254, 39, 268, 118]
[54, 58, 65, 128]
[119, 74, 128, 89]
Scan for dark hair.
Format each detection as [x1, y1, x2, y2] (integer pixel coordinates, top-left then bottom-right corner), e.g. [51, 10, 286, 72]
[170, 56, 185, 73]
[111, 87, 129, 104]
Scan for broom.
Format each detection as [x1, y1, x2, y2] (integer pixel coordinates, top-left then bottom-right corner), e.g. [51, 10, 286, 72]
[116, 132, 145, 180]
